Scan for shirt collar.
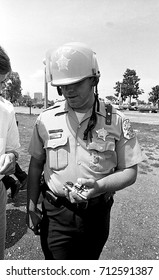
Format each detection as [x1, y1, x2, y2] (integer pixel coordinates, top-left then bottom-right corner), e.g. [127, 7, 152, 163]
[59, 99, 106, 119]
[95, 100, 106, 117]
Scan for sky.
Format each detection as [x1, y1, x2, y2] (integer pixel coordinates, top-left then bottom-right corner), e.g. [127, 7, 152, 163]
[1, 0, 159, 102]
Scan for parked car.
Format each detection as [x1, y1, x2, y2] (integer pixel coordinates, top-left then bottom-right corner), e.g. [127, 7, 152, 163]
[32, 103, 44, 109]
[128, 105, 138, 111]
[112, 104, 124, 110]
[138, 106, 158, 113]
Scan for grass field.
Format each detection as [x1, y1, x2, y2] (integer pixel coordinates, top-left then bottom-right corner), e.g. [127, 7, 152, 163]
[4, 112, 159, 260]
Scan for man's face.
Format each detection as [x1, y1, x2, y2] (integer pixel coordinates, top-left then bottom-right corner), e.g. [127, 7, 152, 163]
[0, 74, 8, 93]
[61, 78, 95, 112]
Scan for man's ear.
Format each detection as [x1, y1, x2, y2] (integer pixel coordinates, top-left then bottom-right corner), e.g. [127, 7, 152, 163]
[57, 86, 62, 96]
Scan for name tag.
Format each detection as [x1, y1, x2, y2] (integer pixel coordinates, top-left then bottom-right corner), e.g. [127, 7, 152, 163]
[50, 133, 62, 139]
[49, 129, 63, 139]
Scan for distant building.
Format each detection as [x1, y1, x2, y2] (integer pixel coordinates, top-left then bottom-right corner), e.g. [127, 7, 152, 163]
[34, 92, 42, 102]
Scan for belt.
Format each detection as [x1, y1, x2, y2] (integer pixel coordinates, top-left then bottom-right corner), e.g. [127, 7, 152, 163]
[43, 187, 112, 211]
[44, 189, 88, 209]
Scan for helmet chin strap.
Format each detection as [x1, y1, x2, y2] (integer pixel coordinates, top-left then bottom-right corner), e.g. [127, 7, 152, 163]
[83, 83, 100, 142]
[95, 83, 100, 111]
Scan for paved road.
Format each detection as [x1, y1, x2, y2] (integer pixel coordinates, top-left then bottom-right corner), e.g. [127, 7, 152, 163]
[14, 106, 159, 125]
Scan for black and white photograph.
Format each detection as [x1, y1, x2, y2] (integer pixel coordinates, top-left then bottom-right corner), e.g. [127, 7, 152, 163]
[0, 0, 159, 279]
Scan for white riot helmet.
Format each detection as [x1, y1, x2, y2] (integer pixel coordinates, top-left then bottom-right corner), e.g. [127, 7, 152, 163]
[44, 42, 100, 86]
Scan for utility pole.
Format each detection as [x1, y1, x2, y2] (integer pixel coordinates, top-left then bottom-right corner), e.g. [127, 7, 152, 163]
[44, 67, 48, 109]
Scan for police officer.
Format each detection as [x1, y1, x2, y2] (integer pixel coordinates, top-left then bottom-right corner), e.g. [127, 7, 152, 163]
[27, 42, 143, 260]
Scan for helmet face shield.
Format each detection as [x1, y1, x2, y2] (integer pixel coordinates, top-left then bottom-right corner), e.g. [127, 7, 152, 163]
[45, 42, 100, 86]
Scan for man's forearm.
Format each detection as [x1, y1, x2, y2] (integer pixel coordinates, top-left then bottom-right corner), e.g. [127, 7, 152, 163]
[27, 157, 44, 212]
[96, 165, 138, 194]
[27, 176, 41, 212]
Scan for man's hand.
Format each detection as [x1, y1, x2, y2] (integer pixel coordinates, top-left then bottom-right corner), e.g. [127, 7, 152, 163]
[26, 208, 43, 235]
[0, 153, 16, 175]
[63, 178, 101, 203]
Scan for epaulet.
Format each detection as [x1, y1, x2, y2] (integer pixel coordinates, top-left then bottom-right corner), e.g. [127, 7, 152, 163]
[43, 105, 60, 112]
[55, 111, 67, 116]
[105, 104, 112, 125]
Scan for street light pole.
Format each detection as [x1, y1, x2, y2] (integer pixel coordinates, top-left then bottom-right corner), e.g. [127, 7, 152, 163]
[44, 67, 48, 109]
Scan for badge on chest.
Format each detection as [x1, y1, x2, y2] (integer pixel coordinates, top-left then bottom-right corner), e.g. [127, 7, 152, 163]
[96, 128, 109, 141]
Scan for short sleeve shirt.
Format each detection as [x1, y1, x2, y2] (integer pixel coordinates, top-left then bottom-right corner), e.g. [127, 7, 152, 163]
[0, 98, 20, 180]
[28, 101, 143, 196]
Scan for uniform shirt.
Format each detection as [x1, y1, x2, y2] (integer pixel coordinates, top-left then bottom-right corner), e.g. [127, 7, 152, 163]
[28, 100, 143, 196]
[0, 97, 20, 180]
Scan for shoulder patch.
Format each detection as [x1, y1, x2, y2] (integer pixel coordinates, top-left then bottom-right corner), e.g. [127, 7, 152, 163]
[122, 119, 136, 139]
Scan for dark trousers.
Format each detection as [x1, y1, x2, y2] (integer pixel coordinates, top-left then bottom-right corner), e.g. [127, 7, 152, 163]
[2, 174, 16, 190]
[14, 163, 27, 182]
[2, 163, 27, 190]
[40, 195, 113, 260]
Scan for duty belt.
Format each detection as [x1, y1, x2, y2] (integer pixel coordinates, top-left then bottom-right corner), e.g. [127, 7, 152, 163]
[43, 187, 112, 211]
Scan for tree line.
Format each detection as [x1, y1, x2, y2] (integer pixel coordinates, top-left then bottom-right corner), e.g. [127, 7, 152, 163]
[113, 69, 159, 107]
[1, 70, 159, 107]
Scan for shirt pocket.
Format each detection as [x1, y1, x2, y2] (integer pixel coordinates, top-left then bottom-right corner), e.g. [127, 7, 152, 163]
[88, 138, 116, 172]
[44, 136, 68, 170]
